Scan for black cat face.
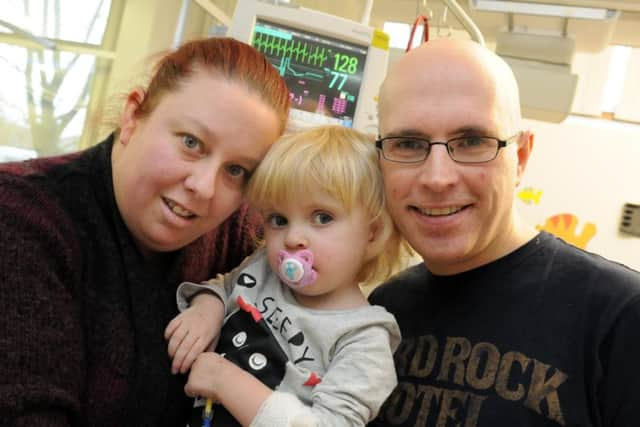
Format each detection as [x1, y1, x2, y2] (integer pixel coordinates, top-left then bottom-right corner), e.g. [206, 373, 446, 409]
[217, 302, 289, 389]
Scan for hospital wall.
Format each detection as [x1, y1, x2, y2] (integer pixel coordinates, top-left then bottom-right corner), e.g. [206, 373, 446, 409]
[517, 116, 639, 271]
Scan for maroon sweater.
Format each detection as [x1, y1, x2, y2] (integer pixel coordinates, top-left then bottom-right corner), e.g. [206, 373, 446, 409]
[0, 136, 262, 426]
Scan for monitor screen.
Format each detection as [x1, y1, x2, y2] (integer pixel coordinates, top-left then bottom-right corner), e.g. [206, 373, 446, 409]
[251, 19, 368, 128]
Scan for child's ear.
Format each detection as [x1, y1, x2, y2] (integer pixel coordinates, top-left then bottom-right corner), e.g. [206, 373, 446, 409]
[365, 216, 389, 261]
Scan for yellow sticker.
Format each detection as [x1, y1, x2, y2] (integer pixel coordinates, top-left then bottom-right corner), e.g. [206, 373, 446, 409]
[372, 29, 390, 51]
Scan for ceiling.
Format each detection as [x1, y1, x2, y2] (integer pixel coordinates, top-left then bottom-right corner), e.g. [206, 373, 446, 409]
[212, 0, 640, 51]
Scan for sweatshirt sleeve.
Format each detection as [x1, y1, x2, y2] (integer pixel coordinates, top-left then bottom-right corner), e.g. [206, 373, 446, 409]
[0, 178, 85, 426]
[176, 275, 228, 312]
[176, 250, 266, 313]
[251, 317, 400, 427]
[249, 392, 319, 427]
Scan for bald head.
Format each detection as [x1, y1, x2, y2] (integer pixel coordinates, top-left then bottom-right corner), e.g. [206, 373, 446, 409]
[376, 38, 537, 274]
[379, 39, 522, 136]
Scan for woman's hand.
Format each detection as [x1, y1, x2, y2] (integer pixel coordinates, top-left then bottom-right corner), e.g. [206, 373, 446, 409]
[164, 293, 224, 374]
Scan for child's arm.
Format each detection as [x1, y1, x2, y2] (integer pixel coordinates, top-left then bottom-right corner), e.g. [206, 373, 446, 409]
[185, 352, 273, 427]
[164, 292, 225, 374]
[185, 314, 400, 427]
[166, 252, 260, 375]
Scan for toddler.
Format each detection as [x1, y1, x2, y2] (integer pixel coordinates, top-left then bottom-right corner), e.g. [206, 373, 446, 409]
[165, 125, 409, 426]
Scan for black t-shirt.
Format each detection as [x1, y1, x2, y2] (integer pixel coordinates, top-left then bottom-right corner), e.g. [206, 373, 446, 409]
[369, 232, 640, 427]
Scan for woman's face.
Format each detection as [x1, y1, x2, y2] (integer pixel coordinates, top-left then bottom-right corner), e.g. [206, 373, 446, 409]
[112, 68, 282, 255]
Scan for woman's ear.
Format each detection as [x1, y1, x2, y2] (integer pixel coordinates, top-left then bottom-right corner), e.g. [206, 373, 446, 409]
[119, 88, 146, 145]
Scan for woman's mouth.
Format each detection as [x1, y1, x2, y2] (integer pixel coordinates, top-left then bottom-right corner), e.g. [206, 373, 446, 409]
[163, 197, 196, 219]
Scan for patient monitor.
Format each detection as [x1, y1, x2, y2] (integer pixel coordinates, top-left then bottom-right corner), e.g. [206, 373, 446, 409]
[229, 0, 390, 133]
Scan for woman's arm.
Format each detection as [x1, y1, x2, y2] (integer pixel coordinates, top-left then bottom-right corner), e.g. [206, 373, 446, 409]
[0, 180, 85, 425]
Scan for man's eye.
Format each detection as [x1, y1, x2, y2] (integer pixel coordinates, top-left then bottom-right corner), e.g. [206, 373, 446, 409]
[182, 134, 201, 150]
[313, 212, 333, 225]
[457, 136, 486, 148]
[267, 214, 288, 228]
[395, 138, 426, 151]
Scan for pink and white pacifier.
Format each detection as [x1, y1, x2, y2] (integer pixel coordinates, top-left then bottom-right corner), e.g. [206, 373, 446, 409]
[277, 249, 317, 288]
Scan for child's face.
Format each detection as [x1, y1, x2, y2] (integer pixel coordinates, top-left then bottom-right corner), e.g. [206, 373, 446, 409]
[262, 191, 376, 309]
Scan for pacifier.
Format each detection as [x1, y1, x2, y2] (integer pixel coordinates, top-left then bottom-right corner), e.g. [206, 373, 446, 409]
[277, 249, 317, 288]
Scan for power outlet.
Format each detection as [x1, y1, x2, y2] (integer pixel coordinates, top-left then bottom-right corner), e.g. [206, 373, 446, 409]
[620, 203, 640, 237]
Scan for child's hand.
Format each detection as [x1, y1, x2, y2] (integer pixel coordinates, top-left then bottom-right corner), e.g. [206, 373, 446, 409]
[184, 352, 232, 402]
[185, 352, 275, 426]
[164, 293, 224, 374]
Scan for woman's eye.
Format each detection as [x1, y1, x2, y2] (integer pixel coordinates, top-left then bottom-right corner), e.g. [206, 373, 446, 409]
[313, 212, 333, 225]
[267, 214, 288, 228]
[182, 134, 201, 150]
[227, 164, 250, 180]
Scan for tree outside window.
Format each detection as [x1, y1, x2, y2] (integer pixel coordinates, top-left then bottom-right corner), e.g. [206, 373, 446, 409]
[0, 0, 117, 161]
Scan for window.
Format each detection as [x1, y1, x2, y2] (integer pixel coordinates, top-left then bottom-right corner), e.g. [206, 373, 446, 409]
[601, 45, 631, 114]
[572, 44, 640, 125]
[0, 0, 121, 162]
[383, 21, 425, 50]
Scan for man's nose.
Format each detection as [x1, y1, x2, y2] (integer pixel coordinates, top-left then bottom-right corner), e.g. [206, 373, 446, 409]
[417, 144, 459, 191]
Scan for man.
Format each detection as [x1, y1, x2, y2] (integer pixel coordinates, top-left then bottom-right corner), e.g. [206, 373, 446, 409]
[369, 38, 640, 426]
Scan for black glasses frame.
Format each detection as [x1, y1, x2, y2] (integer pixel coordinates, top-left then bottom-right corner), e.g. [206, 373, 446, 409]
[375, 133, 521, 164]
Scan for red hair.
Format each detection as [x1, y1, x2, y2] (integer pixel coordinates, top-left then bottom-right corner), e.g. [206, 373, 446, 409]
[137, 37, 290, 134]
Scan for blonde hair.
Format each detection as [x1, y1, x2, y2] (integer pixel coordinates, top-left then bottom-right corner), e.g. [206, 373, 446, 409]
[247, 125, 410, 285]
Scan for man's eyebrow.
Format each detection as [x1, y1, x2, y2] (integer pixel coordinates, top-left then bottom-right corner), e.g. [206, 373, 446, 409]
[452, 126, 493, 136]
[382, 129, 429, 138]
[382, 126, 496, 139]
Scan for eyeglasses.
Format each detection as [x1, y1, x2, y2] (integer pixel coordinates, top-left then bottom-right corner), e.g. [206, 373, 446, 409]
[375, 133, 521, 164]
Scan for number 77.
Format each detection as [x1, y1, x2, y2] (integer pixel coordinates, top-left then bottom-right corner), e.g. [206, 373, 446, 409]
[329, 71, 348, 90]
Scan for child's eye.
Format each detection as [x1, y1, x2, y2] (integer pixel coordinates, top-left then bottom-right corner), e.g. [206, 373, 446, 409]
[313, 212, 333, 225]
[267, 214, 288, 228]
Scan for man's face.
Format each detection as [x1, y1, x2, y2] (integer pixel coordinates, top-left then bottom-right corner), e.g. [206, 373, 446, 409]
[378, 55, 524, 275]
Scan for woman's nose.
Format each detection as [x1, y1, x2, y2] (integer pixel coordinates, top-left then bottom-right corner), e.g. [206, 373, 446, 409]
[184, 162, 218, 199]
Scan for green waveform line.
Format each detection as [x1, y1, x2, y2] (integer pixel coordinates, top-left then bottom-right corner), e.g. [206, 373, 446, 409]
[275, 57, 324, 81]
[253, 33, 329, 67]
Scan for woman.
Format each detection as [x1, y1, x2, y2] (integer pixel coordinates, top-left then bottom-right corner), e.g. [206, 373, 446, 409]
[0, 37, 290, 426]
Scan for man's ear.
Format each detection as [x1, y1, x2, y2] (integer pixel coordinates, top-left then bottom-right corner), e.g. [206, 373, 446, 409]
[119, 88, 146, 145]
[515, 130, 534, 186]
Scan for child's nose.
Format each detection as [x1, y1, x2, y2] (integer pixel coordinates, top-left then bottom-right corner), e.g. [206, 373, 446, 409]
[284, 227, 308, 249]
